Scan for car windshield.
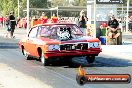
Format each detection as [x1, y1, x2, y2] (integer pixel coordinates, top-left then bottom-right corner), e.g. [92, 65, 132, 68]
[39, 24, 83, 41]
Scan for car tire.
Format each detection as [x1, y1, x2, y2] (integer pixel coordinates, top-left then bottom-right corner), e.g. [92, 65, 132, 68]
[40, 53, 49, 66]
[22, 49, 32, 60]
[86, 56, 95, 63]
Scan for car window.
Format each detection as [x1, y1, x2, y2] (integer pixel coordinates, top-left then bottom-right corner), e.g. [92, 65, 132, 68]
[39, 24, 83, 40]
[40, 26, 51, 37]
[28, 27, 38, 38]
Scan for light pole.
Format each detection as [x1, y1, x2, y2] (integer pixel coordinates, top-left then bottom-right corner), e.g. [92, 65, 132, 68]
[87, 0, 93, 24]
[27, 0, 30, 33]
[126, 0, 130, 33]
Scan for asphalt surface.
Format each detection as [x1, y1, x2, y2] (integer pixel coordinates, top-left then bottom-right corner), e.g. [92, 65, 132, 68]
[0, 37, 132, 88]
[122, 33, 132, 45]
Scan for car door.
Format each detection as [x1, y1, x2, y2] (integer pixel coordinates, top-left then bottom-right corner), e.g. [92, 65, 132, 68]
[25, 27, 39, 56]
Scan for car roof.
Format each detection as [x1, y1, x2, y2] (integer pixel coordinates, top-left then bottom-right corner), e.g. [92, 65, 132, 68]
[32, 23, 77, 28]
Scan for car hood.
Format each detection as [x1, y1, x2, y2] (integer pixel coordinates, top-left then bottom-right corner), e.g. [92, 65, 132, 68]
[40, 36, 100, 45]
[61, 36, 100, 43]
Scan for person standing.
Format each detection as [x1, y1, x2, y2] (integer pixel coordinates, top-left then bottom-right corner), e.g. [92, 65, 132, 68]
[0, 16, 3, 27]
[9, 11, 16, 38]
[5, 14, 10, 37]
[40, 12, 48, 24]
[51, 13, 58, 23]
[128, 16, 132, 32]
[117, 16, 122, 32]
[78, 10, 87, 35]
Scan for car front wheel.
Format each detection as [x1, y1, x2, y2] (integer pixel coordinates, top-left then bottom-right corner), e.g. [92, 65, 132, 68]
[86, 56, 95, 63]
[40, 53, 49, 66]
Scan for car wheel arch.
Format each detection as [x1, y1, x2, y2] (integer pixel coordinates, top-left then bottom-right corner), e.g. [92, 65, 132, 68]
[37, 47, 50, 66]
[21, 45, 25, 55]
[37, 47, 42, 58]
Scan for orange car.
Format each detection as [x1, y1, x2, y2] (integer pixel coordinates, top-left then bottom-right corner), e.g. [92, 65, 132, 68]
[19, 23, 102, 66]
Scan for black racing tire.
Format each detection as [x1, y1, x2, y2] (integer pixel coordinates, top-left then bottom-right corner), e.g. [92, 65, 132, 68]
[40, 53, 49, 66]
[86, 56, 95, 63]
[22, 48, 32, 60]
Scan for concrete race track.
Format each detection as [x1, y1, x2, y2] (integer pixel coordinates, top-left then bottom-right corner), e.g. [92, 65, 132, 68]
[0, 37, 132, 88]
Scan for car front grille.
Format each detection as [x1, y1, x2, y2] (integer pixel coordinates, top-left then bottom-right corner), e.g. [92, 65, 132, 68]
[60, 43, 88, 50]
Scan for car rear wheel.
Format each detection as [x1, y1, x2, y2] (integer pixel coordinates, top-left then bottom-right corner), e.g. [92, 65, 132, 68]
[22, 49, 32, 60]
[40, 53, 49, 66]
[86, 56, 95, 63]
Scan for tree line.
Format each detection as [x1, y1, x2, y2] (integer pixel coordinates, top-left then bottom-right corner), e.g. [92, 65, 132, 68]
[0, 0, 131, 17]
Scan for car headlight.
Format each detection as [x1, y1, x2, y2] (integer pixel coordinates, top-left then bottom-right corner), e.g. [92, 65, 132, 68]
[88, 42, 100, 48]
[48, 45, 60, 51]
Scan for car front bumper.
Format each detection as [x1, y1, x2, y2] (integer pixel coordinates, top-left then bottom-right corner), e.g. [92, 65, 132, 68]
[44, 48, 102, 58]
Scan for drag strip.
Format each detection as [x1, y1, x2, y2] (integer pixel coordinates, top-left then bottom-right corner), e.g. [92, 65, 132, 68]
[0, 37, 132, 88]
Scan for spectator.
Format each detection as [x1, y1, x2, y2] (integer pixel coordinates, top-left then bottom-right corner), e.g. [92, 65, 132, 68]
[96, 25, 103, 39]
[78, 10, 87, 35]
[16, 17, 20, 27]
[31, 16, 39, 28]
[9, 11, 16, 38]
[108, 15, 120, 39]
[117, 16, 122, 31]
[5, 14, 10, 38]
[128, 16, 132, 32]
[0, 16, 3, 27]
[22, 17, 27, 29]
[40, 12, 48, 24]
[51, 13, 58, 23]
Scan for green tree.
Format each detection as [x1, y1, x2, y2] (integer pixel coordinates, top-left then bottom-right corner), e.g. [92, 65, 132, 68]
[123, 0, 132, 5]
[30, 0, 48, 8]
[0, 0, 131, 17]
[0, 0, 48, 17]
[0, 0, 14, 16]
[72, 0, 86, 6]
[50, 0, 70, 7]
